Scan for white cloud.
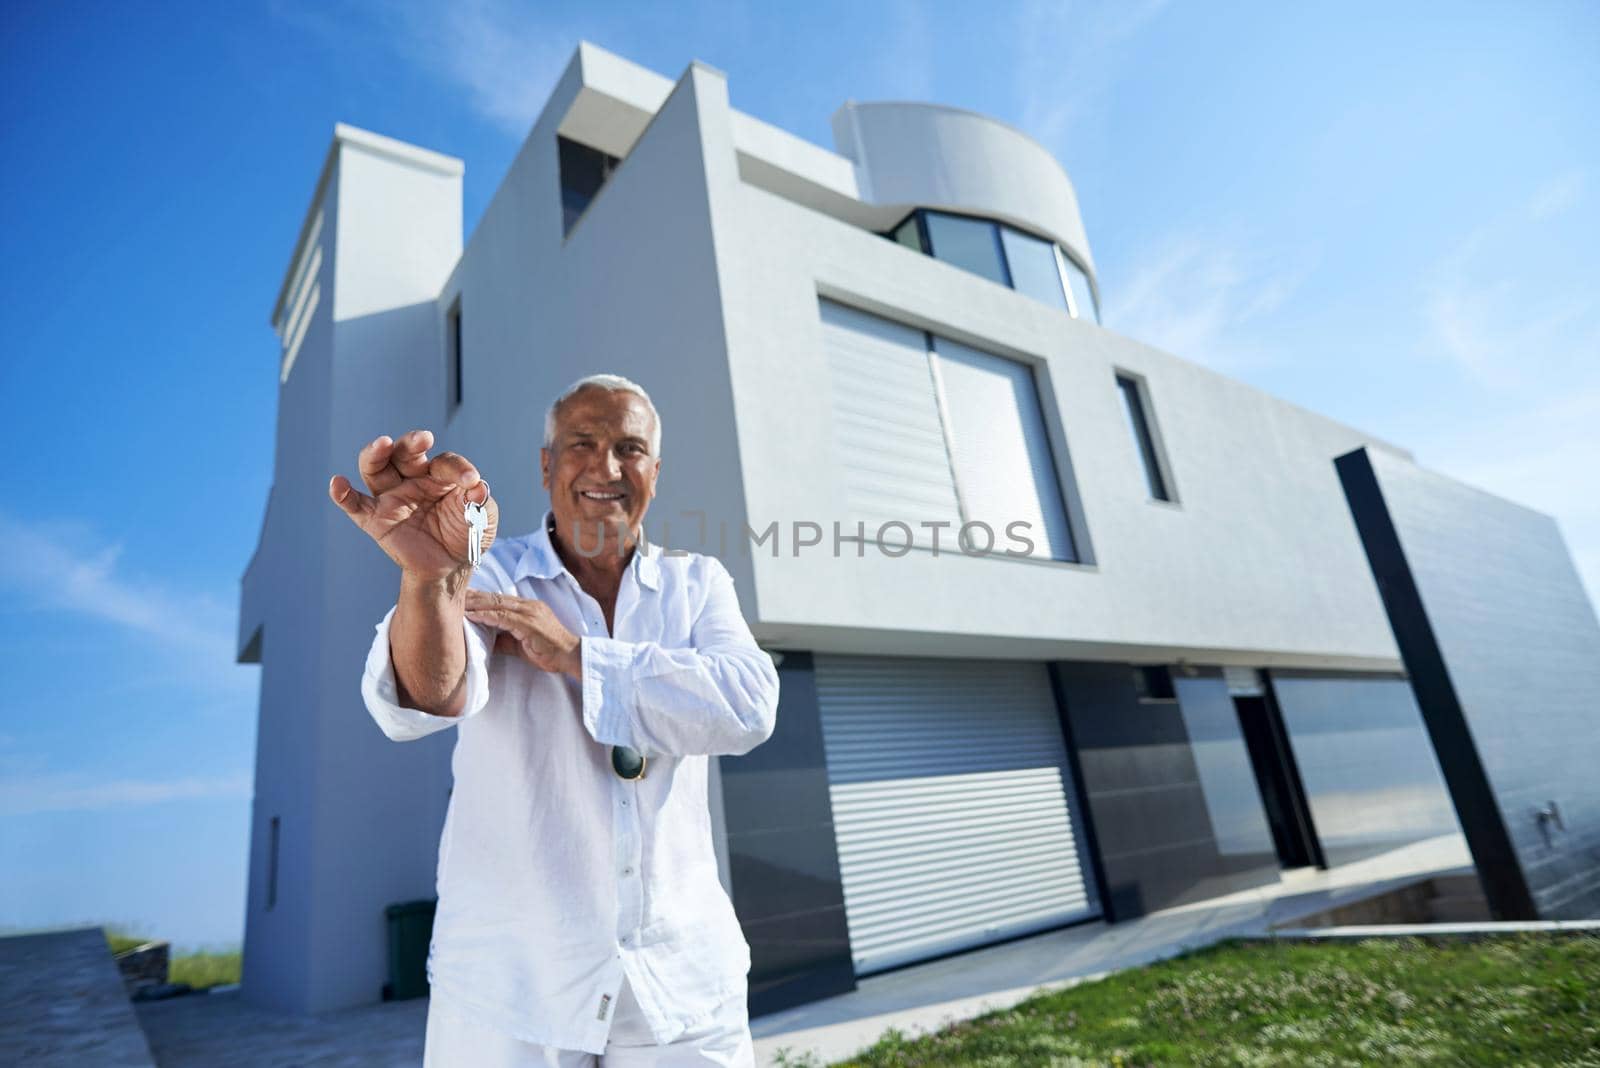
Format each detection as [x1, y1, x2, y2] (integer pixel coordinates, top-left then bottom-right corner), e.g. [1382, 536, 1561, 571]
[272, 0, 577, 137]
[1422, 172, 1600, 392]
[1411, 170, 1600, 604]
[884, 0, 936, 101]
[0, 511, 252, 701]
[0, 772, 252, 818]
[1408, 388, 1600, 608]
[1014, 0, 1170, 148]
[404, 0, 575, 136]
[1528, 168, 1585, 221]
[1101, 233, 1319, 372]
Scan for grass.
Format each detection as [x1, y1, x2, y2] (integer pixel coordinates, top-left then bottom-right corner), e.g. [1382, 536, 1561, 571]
[770, 934, 1600, 1068]
[103, 927, 242, 991]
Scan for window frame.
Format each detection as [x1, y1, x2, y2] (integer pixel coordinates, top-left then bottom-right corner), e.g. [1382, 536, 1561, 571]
[1114, 369, 1179, 505]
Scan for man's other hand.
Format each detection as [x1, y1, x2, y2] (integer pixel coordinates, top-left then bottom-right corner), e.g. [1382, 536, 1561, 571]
[464, 590, 582, 680]
[328, 429, 498, 584]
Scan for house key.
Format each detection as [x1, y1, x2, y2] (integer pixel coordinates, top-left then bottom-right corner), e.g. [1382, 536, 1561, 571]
[464, 496, 488, 569]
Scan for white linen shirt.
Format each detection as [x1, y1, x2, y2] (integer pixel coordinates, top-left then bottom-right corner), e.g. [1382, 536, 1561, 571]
[360, 510, 779, 1054]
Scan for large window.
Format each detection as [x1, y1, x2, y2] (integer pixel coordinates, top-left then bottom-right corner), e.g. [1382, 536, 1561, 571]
[886, 209, 1100, 324]
[933, 336, 1075, 560]
[818, 298, 1079, 562]
[558, 136, 620, 236]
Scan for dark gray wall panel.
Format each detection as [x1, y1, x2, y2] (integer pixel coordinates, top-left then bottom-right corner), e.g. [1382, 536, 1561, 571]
[1268, 672, 1460, 867]
[1338, 447, 1600, 919]
[718, 652, 856, 1013]
[1053, 663, 1279, 919]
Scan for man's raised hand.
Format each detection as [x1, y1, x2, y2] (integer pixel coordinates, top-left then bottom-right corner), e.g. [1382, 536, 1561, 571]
[328, 429, 498, 584]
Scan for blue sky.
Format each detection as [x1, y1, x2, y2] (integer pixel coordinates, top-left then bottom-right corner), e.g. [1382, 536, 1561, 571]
[2, 1, 1596, 950]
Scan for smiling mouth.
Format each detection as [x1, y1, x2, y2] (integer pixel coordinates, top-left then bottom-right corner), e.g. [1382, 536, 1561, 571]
[579, 490, 625, 502]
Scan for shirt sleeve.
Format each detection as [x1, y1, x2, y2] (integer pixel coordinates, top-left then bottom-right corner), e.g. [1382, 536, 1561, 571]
[580, 556, 779, 758]
[360, 584, 497, 743]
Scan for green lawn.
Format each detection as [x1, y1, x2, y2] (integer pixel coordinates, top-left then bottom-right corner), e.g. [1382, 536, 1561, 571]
[103, 928, 242, 991]
[773, 935, 1600, 1068]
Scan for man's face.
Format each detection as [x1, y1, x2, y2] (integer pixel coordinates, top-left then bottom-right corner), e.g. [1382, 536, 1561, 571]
[541, 386, 661, 553]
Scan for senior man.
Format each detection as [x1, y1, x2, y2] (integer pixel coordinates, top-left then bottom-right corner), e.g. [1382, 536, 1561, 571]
[328, 374, 778, 1067]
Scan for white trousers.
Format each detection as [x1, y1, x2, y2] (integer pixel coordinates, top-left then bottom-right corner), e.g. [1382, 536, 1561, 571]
[422, 972, 755, 1067]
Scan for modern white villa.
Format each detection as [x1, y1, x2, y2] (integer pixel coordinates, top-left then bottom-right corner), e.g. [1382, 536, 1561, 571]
[237, 42, 1600, 1018]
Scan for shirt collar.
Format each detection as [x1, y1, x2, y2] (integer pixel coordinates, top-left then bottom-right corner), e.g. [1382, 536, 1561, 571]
[514, 509, 661, 591]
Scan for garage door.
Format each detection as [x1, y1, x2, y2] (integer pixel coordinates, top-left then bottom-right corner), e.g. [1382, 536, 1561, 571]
[815, 654, 1100, 975]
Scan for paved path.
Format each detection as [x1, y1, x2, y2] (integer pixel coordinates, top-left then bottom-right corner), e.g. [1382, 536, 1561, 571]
[0, 926, 156, 1067]
[137, 987, 427, 1067]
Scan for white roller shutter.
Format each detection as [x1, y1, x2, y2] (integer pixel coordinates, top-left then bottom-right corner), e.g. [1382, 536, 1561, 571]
[819, 299, 962, 542]
[815, 654, 1099, 975]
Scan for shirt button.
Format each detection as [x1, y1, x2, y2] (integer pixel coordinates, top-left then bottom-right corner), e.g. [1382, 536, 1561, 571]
[622, 867, 632, 875]
[621, 799, 629, 807]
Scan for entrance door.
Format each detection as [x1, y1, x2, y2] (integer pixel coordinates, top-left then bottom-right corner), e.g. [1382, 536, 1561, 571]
[1233, 691, 1323, 870]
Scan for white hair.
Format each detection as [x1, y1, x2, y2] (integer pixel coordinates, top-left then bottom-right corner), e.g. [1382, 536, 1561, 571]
[543, 373, 662, 456]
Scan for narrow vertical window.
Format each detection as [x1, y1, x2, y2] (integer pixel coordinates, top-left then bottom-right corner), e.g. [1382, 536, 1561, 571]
[558, 135, 621, 235]
[267, 816, 280, 911]
[1116, 373, 1174, 502]
[447, 296, 463, 410]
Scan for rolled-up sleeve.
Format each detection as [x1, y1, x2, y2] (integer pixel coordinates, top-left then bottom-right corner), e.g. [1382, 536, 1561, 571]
[581, 557, 779, 758]
[361, 602, 495, 742]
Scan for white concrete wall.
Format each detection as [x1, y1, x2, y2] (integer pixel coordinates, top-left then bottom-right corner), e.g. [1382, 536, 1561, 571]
[713, 168, 1408, 672]
[240, 161, 338, 1013]
[241, 130, 463, 1013]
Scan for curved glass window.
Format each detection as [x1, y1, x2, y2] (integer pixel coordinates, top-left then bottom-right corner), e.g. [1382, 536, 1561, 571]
[922, 212, 1009, 287]
[1057, 247, 1099, 324]
[1000, 227, 1070, 313]
[884, 209, 1099, 323]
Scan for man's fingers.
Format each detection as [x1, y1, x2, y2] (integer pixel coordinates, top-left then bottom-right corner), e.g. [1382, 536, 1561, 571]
[357, 435, 402, 496]
[390, 429, 435, 480]
[328, 475, 376, 525]
[464, 589, 510, 620]
[429, 452, 481, 492]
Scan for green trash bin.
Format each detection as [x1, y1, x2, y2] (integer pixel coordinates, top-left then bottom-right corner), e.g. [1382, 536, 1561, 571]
[384, 898, 437, 1001]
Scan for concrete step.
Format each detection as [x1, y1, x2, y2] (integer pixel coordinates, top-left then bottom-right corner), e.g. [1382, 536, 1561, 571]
[1428, 872, 1486, 899]
[1429, 894, 1492, 923]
